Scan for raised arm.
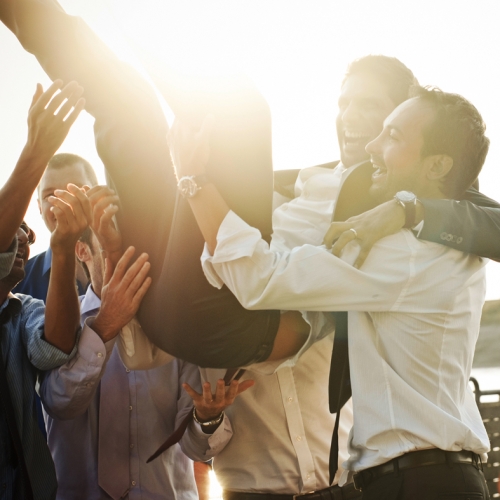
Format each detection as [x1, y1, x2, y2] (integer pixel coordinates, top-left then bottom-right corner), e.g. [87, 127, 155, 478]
[324, 186, 500, 268]
[45, 185, 91, 353]
[0, 81, 84, 252]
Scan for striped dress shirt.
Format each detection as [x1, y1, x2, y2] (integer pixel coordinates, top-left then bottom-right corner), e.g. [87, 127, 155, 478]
[0, 293, 78, 500]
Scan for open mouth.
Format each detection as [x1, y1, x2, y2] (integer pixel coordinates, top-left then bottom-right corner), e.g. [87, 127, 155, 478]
[343, 130, 371, 149]
[371, 160, 387, 183]
[14, 251, 25, 268]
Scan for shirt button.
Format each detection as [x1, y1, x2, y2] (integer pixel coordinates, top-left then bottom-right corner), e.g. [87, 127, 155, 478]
[129, 406, 133, 411]
[126, 368, 130, 373]
[296, 436, 302, 441]
[287, 397, 293, 402]
[131, 481, 136, 486]
[307, 474, 311, 479]
[97, 352, 103, 358]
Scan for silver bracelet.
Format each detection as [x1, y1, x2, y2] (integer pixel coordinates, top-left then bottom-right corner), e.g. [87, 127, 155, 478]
[192, 407, 224, 427]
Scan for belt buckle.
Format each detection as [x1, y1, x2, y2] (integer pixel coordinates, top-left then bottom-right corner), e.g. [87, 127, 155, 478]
[352, 473, 364, 492]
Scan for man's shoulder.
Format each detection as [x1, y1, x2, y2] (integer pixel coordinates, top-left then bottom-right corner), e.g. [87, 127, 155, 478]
[273, 160, 340, 198]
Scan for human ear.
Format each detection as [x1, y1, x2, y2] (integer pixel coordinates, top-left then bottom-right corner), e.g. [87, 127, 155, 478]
[75, 241, 92, 264]
[37, 197, 42, 215]
[425, 154, 454, 181]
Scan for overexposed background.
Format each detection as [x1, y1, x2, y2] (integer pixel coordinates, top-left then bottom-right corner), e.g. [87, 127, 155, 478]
[0, 0, 499, 298]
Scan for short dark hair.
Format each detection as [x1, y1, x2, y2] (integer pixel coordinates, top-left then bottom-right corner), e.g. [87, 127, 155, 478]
[43, 153, 98, 188]
[410, 86, 489, 197]
[77, 226, 96, 281]
[343, 55, 419, 107]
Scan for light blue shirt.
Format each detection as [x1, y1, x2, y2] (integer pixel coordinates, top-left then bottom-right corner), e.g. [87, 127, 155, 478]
[40, 287, 232, 500]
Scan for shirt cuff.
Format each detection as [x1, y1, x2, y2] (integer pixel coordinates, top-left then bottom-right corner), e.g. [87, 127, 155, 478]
[80, 317, 116, 364]
[189, 414, 233, 452]
[201, 211, 263, 289]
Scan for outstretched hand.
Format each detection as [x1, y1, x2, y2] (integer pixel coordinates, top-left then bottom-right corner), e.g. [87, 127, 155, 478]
[183, 378, 254, 423]
[86, 185, 122, 267]
[24, 80, 85, 165]
[91, 247, 152, 343]
[323, 199, 407, 269]
[168, 115, 215, 179]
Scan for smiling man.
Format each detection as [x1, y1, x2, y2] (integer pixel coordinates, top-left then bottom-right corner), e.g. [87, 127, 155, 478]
[170, 86, 492, 499]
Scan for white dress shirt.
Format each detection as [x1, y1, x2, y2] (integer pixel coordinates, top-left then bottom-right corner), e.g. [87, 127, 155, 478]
[40, 286, 232, 500]
[202, 188, 490, 476]
[203, 164, 356, 493]
[203, 334, 353, 493]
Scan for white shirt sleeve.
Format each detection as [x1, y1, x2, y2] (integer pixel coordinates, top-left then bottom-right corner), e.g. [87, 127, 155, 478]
[202, 211, 481, 314]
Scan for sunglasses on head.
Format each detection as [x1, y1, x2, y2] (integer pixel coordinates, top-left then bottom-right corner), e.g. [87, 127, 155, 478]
[20, 221, 36, 246]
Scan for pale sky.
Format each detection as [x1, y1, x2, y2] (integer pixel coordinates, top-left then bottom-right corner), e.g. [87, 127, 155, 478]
[1, 0, 499, 299]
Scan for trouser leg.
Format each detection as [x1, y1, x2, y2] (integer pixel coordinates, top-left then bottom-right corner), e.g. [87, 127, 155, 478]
[0, 0, 280, 367]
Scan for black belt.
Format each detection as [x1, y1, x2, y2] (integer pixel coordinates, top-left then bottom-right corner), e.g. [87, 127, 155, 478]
[224, 483, 361, 500]
[353, 449, 483, 491]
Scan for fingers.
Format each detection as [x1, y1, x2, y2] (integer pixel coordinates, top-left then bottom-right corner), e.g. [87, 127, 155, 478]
[31, 79, 63, 113]
[323, 222, 349, 249]
[52, 189, 89, 230]
[66, 184, 92, 223]
[236, 379, 255, 395]
[30, 83, 44, 110]
[182, 383, 202, 401]
[331, 229, 358, 258]
[202, 382, 214, 404]
[63, 97, 86, 128]
[119, 252, 150, 290]
[353, 243, 371, 270]
[45, 81, 82, 115]
[109, 246, 136, 282]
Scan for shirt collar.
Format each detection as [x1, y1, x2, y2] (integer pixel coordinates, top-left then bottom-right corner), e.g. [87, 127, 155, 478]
[42, 248, 53, 275]
[0, 294, 22, 316]
[80, 285, 101, 318]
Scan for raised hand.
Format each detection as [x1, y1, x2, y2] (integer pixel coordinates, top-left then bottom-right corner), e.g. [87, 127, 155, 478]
[168, 115, 214, 180]
[86, 185, 122, 268]
[90, 247, 152, 343]
[183, 378, 254, 429]
[24, 80, 85, 165]
[48, 183, 92, 254]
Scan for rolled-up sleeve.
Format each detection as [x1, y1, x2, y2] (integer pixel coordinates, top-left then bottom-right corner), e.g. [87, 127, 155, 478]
[40, 321, 114, 420]
[20, 296, 78, 371]
[201, 210, 478, 314]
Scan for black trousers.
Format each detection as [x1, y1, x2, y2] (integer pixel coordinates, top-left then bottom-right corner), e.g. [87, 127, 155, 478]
[361, 462, 490, 500]
[0, 0, 280, 367]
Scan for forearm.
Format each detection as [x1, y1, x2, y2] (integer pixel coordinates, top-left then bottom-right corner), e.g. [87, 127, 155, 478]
[40, 324, 112, 419]
[420, 197, 500, 260]
[45, 248, 80, 353]
[0, 147, 47, 252]
[187, 183, 231, 254]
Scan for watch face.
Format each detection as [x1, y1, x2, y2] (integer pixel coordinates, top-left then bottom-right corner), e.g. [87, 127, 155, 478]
[178, 176, 198, 198]
[396, 190, 416, 203]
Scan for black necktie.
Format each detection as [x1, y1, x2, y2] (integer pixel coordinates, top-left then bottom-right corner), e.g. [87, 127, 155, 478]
[328, 311, 351, 484]
[0, 305, 34, 500]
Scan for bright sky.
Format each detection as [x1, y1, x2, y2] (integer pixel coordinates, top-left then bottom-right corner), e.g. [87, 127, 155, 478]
[1, 0, 499, 299]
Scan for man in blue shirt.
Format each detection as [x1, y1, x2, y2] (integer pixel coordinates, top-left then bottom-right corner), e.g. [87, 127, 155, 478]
[14, 153, 98, 301]
[0, 79, 89, 499]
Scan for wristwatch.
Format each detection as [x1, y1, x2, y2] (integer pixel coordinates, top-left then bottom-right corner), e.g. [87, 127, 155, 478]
[177, 174, 210, 199]
[394, 191, 417, 229]
[192, 407, 224, 427]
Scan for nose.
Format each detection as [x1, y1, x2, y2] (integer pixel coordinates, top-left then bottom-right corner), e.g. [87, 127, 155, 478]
[365, 132, 382, 156]
[17, 227, 29, 245]
[341, 101, 359, 126]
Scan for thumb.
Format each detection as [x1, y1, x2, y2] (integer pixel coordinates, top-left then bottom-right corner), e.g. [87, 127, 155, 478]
[30, 83, 43, 109]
